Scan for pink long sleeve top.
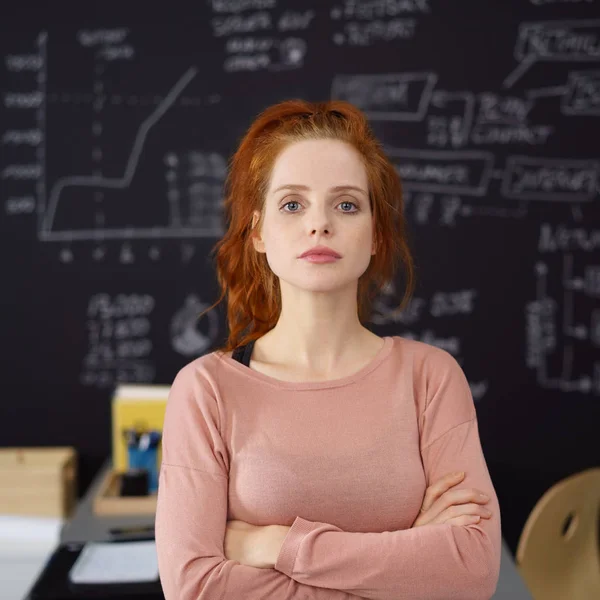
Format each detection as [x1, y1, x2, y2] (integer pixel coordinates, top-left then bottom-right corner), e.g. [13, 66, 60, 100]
[155, 335, 502, 599]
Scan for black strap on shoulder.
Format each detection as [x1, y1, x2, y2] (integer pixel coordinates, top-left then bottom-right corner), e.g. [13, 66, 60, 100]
[231, 339, 255, 366]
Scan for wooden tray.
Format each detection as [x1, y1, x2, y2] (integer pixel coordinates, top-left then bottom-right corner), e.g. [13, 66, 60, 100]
[92, 468, 157, 516]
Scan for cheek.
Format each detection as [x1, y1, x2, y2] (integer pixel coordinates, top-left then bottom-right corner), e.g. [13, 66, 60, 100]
[349, 222, 373, 245]
[261, 230, 293, 271]
[263, 226, 294, 252]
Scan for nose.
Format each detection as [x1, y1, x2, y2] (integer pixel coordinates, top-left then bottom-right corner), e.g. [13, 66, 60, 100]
[307, 206, 331, 236]
[311, 226, 329, 235]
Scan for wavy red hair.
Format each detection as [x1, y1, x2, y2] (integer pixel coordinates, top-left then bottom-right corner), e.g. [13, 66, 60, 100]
[200, 99, 415, 355]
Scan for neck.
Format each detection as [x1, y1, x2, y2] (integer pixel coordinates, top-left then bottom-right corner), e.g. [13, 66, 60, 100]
[261, 284, 373, 372]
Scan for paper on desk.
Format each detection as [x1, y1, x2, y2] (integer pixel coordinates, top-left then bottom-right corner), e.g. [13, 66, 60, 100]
[0, 515, 63, 545]
[68, 540, 159, 584]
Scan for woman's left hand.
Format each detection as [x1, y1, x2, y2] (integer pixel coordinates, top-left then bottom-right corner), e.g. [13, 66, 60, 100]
[224, 520, 290, 569]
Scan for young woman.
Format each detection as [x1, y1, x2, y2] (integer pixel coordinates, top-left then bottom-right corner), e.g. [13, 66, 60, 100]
[155, 100, 501, 599]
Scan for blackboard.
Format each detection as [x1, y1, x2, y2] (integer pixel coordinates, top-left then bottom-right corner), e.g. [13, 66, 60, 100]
[2, 0, 599, 553]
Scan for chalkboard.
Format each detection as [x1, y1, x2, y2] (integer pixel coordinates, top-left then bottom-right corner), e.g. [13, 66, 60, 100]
[2, 1, 599, 553]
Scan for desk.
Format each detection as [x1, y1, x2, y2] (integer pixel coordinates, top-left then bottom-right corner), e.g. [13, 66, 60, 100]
[60, 459, 154, 545]
[57, 459, 533, 599]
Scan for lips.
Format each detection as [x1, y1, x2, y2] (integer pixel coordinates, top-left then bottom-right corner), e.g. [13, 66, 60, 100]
[299, 246, 341, 259]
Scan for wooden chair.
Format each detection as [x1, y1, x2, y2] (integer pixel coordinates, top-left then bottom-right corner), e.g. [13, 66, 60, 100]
[515, 467, 600, 600]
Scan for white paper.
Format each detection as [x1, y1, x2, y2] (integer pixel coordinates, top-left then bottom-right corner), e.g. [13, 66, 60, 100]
[68, 540, 159, 584]
[0, 515, 63, 546]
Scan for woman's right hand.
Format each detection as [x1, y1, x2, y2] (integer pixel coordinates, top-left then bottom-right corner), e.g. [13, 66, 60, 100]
[411, 471, 492, 528]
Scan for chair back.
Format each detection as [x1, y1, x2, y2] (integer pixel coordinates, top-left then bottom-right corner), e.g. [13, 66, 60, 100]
[516, 467, 600, 600]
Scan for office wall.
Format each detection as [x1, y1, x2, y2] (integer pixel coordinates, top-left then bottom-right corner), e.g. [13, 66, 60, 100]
[1, 1, 599, 554]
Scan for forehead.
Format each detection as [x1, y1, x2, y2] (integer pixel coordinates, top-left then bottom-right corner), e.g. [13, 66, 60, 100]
[268, 139, 368, 191]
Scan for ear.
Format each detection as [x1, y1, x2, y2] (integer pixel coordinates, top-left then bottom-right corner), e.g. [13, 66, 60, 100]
[251, 210, 265, 253]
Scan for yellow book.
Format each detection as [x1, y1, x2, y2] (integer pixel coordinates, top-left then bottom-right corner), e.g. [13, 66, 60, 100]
[111, 384, 170, 485]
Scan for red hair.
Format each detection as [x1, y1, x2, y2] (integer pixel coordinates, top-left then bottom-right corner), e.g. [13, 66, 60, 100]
[200, 99, 415, 355]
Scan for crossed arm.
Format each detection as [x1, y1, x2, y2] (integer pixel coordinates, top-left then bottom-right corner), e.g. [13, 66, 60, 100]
[223, 518, 291, 569]
[155, 353, 501, 600]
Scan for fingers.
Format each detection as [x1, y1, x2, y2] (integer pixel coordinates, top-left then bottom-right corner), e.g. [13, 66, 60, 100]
[414, 472, 493, 529]
[431, 487, 490, 515]
[431, 502, 492, 525]
[413, 472, 466, 528]
[420, 471, 465, 512]
[445, 515, 483, 527]
[424, 473, 490, 515]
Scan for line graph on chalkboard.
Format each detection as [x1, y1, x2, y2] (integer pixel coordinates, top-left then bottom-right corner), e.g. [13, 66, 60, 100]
[5, 31, 226, 243]
[41, 65, 200, 239]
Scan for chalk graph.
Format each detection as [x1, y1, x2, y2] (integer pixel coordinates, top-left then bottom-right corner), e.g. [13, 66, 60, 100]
[42, 67, 199, 239]
[8, 32, 225, 242]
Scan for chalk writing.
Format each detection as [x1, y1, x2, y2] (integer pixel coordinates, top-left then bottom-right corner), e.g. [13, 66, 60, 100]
[331, 72, 436, 120]
[82, 293, 156, 388]
[502, 157, 598, 201]
[505, 19, 600, 87]
[539, 224, 600, 252]
[387, 148, 494, 196]
[563, 70, 600, 114]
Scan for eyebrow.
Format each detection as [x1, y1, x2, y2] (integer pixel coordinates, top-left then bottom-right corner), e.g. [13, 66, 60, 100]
[271, 184, 368, 197]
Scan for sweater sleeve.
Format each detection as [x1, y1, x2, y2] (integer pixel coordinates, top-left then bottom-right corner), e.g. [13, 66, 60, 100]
[272, 348, 502, 600]
[154, 364, 364, 600]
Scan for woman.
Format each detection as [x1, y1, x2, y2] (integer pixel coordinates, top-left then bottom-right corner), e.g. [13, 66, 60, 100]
[155, 100, 501, 599]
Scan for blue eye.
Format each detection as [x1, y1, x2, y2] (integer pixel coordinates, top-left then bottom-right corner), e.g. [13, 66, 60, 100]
[339, 201, 359, 213]
[282, 201, 301, 213]
[280, 199, 359, 214]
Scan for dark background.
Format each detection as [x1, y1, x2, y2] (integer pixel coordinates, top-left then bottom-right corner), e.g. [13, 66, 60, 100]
[1, 1, 599, 556]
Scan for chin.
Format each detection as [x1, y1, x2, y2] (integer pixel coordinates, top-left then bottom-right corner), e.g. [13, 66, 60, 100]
[297, 281, 346, 293]
[268, 257, 370, 290]
[280, 271, 369, 294]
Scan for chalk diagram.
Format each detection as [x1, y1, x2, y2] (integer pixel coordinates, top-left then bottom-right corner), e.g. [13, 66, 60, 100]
[3, 31, 227, 245]
[504, 19, 600, 90]
[526, 254, 600, 395]
[170, 294, 220, 357]
[330, 17, 600, 224]
[331, 69, 598, 223]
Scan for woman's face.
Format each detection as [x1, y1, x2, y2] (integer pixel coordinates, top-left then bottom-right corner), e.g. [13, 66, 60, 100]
[251, 138, 376, 294]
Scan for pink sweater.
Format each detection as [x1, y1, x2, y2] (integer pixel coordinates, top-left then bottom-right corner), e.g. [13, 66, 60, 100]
[155, 335, 501, 599]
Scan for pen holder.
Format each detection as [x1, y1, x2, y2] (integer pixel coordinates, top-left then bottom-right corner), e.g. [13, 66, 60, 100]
[123, 429, 161, 493]
[127, 448, 157, 493]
